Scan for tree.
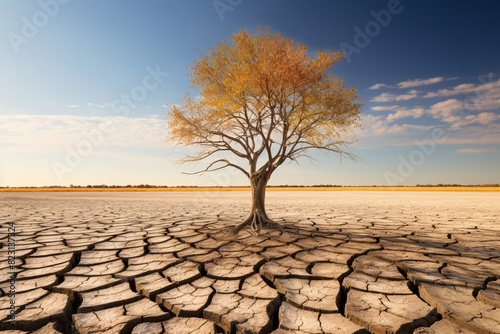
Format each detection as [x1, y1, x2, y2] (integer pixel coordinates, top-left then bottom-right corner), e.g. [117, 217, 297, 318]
[168, 29, 362, 234]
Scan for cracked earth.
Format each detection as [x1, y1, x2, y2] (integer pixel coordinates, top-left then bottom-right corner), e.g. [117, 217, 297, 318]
[0, 191, 499, 334]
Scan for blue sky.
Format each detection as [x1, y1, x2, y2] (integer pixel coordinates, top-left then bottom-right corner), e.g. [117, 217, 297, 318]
[1, 0, 499, 187]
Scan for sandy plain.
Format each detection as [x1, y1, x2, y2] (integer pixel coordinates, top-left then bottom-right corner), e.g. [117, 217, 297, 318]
[0, 191, 499, 333]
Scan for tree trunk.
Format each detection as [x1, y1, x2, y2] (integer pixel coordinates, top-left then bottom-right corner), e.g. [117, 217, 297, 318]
[233, 171, 281, 234]
[250, 172, 269, 220]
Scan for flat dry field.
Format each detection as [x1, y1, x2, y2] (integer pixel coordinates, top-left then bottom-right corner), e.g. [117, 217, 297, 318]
[1, 186, 499, 192]
[0, 191, 499, 333]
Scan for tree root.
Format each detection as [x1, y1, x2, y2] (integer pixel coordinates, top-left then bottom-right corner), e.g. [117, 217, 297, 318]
[232, 209, 282, 235]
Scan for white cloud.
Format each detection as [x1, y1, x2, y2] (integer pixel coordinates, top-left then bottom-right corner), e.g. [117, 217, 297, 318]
[463, 112, 500, 126]
[386, 108, 426, 122]
[87, 102, 112, 109]
[361, 97, 500, 146]
[435, 123, 500, 145]
[371, 105, 399, 111]
[397, 76, 457, 89]
[95, 103, 112, 108]
[371, 93, 395, 102]
[396, 89, 419, 101]
[456, 148, 499, 154]
[424, 83, 477, 98]
[64, 104, 80, 108]
[361, 112, 500, 146]
[0, 115, 169, 153]
[464, 82, 500, 111]
[424, 79, 500, 99]
[428, 99, 464, 119]
[369, 83, 387, 90]
[427, 95, 500, 129]
[371, 90, 418, 102]
[478, 73, 496, 85]
[359, 114, 433, 138]
[360, 115, 385, 136]
[387, 123, 435, 134]
[362, 76, 500, 147]
[360, 114, 500, 147]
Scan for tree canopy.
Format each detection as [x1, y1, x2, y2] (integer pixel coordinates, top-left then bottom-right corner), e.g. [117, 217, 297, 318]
[168, 28, 362, 233]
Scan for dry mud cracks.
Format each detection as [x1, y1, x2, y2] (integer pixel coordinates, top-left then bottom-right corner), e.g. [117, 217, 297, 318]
[0, 191, 499, 334]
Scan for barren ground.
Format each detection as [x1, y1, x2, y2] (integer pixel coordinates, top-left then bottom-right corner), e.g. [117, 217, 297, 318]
[0, 191, 499, 334]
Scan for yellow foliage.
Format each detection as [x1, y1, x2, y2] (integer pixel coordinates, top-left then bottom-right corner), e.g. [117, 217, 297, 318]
[167, 28, 362, 176]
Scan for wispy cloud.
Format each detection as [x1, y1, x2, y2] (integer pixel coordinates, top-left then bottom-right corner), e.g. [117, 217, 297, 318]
[435, 122, 500, 145]
[478, 73, 496, 84]
[375, 97, 500, 131]
[359, 114, 434, 139]
[462, 82, 500, 111]
[397, 76, 458, 89]
[456, 148, 499, 154]
[64, 104, 80, 108]
[428, 99, 464, 121]
[369, 83, 388, 90]
[371, 93, 394, 102]
[424, 83, 477, 98]
[361, 112, 500, 146]
[368, 77, 458, 91]
[371, 90, 419, 102]
[371, 105, 400, 111]
[370, 77, 500, 135]
[0, 115, 169, 153]
[363, 79, 500, 147]
[396, 90, 419, 101]
[461, 112, 500, 126]
[88, 102, 112, 108]
[424, 79, 500, 99]
[386, 107, 426, 122]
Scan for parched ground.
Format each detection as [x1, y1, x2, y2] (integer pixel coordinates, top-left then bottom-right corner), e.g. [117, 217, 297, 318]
[0, 191, 499, 334]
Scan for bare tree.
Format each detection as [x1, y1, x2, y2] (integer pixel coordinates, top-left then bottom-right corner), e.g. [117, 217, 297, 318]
[168, 29, 362, 233]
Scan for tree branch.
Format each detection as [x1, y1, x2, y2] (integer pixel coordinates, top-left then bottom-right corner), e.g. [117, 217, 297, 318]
[182, 158, 249, 178]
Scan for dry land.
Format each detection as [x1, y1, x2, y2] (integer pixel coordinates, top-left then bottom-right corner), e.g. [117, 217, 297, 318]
[1, 186, 499, 192]
[0, 191, 499, 333]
